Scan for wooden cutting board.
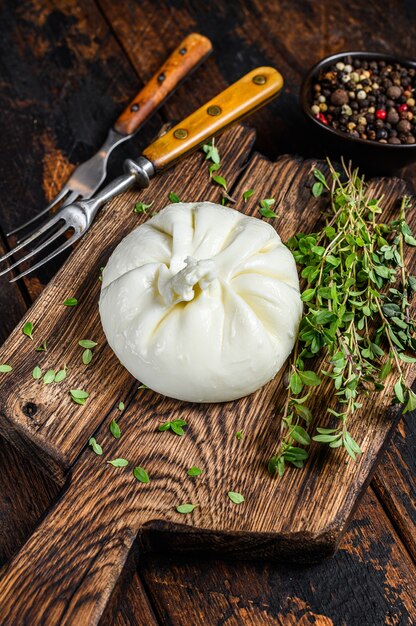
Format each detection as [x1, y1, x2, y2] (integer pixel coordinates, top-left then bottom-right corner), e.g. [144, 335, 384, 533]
[0, 125, 414, 625]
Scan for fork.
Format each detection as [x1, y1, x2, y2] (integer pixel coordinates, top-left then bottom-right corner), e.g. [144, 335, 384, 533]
[7, 33, 213, 237]
[0, 67, 284, 281]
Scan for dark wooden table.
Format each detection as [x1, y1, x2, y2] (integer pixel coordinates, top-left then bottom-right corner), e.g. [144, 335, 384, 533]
[0, 1, 414, 624]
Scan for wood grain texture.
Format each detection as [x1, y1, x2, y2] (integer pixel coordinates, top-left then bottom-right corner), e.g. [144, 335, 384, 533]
[372, 411, 416, 561]
[0, 126, 414, 624]
[139, 491, 416, 626]
[114, 33, 212, 136]
[0, 0, 150, 297]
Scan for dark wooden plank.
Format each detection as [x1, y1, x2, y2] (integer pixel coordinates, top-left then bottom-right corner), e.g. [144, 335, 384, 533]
[98, 0, 416, 163]
[0, 434, 60, 566]
[372, 412, 416, 561]
[138, 490, 416, 626]
[0, 0, 153, 298]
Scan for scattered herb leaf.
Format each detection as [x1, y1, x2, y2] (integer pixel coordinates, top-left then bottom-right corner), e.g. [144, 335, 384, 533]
[82, 349, 93, 365]
[243, 189, 254, 202]
[54, 367, 67, 383]
[134, 201, 154, 214]
[158, 419, 187, 436]
[187, 466, 203, 477]
[70, 389, 89, 405]
[23, 322, 34, 340]
[64, 298, 78, 307]
[89, 437, 102, 455]
[236, 430, 244, 440]
[43, 369, 55, 384]
[118, 401, 125, 411]
[110, 419, 121, 439]
[176, 503, 199, 514]
[108, 458, 129, 467]
[258, 198, 277, 218]
[168, 192, 181, 203]
[227, 491, 245, 504]
[202, 140, 220, 164]
[212, 175, 227, 190]
[0, 364, 12, 373]
[78, 339, 97, 349]
[35, 340, 47, 352]
[32, 365, 42, 380]
[133, 466, 150, 483]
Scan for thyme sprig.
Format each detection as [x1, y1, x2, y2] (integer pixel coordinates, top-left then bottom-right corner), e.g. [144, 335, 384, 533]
[269, 162, 416, 477]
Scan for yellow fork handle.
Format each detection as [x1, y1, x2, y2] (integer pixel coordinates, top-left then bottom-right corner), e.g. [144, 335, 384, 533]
[142, 67, 284, 171]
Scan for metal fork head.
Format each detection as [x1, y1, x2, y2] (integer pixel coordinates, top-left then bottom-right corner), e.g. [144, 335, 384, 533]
[0, 204, 89, 282]
[7, 129, 128, 237]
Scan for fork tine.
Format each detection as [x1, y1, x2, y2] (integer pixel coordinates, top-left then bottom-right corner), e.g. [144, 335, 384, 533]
[0, 214, 63, 264]
[61, 190, 80, 207]
[6, 187, 70, 237]
[0, 224, 69, 277]
[9, 231, 83, 282]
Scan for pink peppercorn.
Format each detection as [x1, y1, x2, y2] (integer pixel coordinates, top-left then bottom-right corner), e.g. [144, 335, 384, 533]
[398, 104, 408, 112]
[375, 109, 386, 120]
[316, 113, 328, 125]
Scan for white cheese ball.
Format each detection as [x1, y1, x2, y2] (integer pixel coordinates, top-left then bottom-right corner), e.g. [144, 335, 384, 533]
[99, 202, 302, 402]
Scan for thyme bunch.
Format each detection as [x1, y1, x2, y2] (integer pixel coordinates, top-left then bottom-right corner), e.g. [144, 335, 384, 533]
[269, 162, 416, 477]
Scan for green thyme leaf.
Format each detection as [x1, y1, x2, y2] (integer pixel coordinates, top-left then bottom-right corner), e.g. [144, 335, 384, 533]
[212, 175, 227, 190]
[227, 491, 244, 504]
[168, 192, 181, 203]
[176, 503, 199, 514]
[133, 466, 150, 483]
[110, 419, 121, 439]
[258, 198, 277, 218]
[70, 389, 89, 405]
[82, 349, 93, 365]
[108, 458, 129, 467]
[64, 298, 78, 307]
[118, 401, 125, 411]
[209, 162, 221, 175]
[89, 437, 102, 455]
[35, 340, 47, 352]
[54, 368, 67, 383]
[236, 430, 244, 440]
[23, 321, 34, 340]
[403, 389, 416, 414]
[299, 371, 322, 387]
[243, 189, 254, 202]
[313, 168, 328, 188]
[158, 419, 187, 436]
[32, 365, 42, 380]
[134, 201, 154, 214]
[43, 369, 55, 384]
[202, 140, 220, 164]
[78, 340, 97, 349]
[187, 466, 203, 477]
[312, 181, 323, 197]
[0, 364, 12, 373]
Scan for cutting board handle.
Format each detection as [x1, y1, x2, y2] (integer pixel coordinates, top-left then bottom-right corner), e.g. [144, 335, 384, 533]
[142, 67, 284, 171]
[114, 33, 213, 136]
[0, 459, 141, 625]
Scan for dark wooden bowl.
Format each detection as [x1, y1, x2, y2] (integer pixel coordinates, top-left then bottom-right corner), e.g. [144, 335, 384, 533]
[300, 51, 416, 176]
